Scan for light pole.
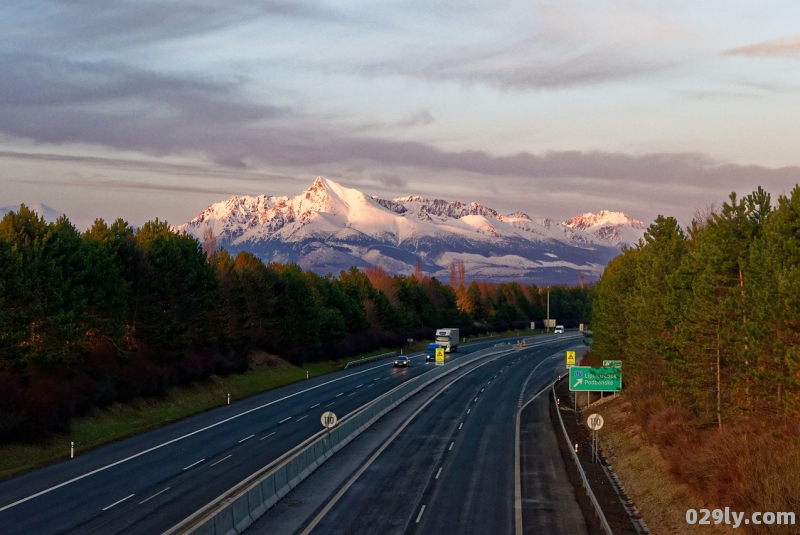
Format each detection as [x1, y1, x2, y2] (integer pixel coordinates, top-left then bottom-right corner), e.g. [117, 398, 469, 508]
[546, 285, 550, 332]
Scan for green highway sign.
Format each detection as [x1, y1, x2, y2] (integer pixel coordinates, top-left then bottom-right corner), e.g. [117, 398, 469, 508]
[569, 366, 621, 392]
[603, 360, 622, 369]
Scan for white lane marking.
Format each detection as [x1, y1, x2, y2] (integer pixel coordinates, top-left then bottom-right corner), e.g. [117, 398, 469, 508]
[102, 494, 134, 511]
[279, 417, 292, 423]
[481, 388, 485, 392]
[260, 432, 276, 441]
[347, 392, 356, 397]
[459, 423, 463, 430]
[310, 403, 320, 409]
[0, 353, 418, 512]
[139, 487, 170, 504]
[383, 377, 390, 380]
[416, 505, 427, 523]
[474, 398, 478, 402]
[299, 350, 515, 535]
[374, 377, 381, 381]
[356, 384, 363, 388]
[335, 393, 344, 397]
[467, 409, 471, 414]
[183, 459, 205, 471]
[238, 435, 254, 443]
[435, 467, 442, 479]
[211, 455, 232, 467]
[296, 415, 308, 422]
[449, 442, 454, 451]
[324, 402, 335, 408]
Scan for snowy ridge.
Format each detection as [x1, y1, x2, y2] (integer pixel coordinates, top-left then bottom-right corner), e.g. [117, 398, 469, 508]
[563, 210, 646, 247]
[179, 177, 645, 283]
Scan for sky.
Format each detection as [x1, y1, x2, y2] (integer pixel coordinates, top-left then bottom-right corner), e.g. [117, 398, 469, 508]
[2, 0, 800, 229]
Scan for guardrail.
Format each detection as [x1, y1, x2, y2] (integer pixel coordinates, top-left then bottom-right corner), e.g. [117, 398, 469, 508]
[172, 345, 517, 535]
[343, 351, 397, 369]
[552, 382, 613, 535]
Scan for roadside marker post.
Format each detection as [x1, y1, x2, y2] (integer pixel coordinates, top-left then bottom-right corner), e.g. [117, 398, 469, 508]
[227, 393, 230, 405]
[71, 441, 74, 459]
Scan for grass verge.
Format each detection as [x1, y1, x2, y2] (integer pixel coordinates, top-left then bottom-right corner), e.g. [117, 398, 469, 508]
[597, 396, 738, 534]
[0, 331, 540, 482]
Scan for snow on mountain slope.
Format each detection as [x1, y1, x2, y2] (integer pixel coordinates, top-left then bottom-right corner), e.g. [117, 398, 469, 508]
[563, 211, 646, 247]
[179, 177, 640, 283]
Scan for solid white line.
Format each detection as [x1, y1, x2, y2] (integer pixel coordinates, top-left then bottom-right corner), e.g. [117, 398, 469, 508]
[310, 403, 320, 409]
[0, 354, 415, 512]
[279, 417, 292, 423]
[238, 435, 254, 443]
[139, 487, 170, 504]
[459, 423, 463, 429]
[211, 455, 232, 466]
[435, 467, 442, 479]
[260, 432, 276, 441]
[183, 459, 205, 471]
[335, 393, 344, 397]
[102, 494, 134, 511]
[416, 504, 426, 523]
[299, 351, 515, 535]
[296, 415, 308, 422]
[449, 441, 454, 451]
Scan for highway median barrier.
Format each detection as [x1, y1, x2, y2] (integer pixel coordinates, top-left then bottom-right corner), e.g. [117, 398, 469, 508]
[171, 344, 517, 535]
[343, 351, 397, 369]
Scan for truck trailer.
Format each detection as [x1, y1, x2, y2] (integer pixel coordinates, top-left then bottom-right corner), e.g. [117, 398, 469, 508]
[435, 328, 459, 353]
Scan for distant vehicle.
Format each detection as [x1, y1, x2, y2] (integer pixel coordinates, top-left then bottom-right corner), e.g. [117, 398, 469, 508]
[394, 356, 410, 367]
[425, 343, 441, 361]
[554, 325, 565, 334]
[435, 328, 460, 353]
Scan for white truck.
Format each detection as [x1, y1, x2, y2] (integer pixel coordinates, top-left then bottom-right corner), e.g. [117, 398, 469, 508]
[435, 328, 460, 353]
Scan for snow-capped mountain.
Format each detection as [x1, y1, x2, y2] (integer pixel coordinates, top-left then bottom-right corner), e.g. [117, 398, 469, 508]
[563, 211, 646, 247]
[179, 177, 645, 284]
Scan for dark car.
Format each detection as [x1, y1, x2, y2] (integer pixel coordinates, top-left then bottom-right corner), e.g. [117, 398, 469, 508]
[394, 356, 410, 367]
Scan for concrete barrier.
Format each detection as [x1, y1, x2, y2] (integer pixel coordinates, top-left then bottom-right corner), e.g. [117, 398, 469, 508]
[179, 344, 515, 535]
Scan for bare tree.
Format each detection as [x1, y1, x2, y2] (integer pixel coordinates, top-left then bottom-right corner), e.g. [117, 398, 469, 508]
[578, 271, 587, 288]
[202, 227, 217, 260]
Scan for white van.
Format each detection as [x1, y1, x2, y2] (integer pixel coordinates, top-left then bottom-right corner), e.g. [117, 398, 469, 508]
[554, 325, 565, 334]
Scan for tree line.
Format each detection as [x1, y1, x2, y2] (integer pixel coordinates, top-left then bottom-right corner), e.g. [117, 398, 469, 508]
[0, 205, 590, 442]
[591, 185, 800, 426]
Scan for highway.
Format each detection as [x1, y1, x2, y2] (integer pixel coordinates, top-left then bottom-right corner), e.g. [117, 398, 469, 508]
[268, 337, 585, 535]
[0, 335, 575, 535]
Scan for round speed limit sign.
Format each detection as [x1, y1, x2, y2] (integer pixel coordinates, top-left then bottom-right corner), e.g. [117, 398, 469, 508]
[321, 411, 338, 429]
[587, 413, 604, 430]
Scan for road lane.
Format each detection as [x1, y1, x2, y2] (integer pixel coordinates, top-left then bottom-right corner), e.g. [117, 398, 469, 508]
[303, 339, 580, 535]
[0, 335, 579, 534]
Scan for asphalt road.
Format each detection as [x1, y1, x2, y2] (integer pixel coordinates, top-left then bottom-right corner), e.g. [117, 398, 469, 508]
[300, 337, 583, 535]
[0, 334, 579, 535]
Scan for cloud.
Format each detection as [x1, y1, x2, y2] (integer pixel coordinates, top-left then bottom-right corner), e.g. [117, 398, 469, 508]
[1, 1, 340, 50]
[724, 35, 800, 58]
[395, 109, 435, 128]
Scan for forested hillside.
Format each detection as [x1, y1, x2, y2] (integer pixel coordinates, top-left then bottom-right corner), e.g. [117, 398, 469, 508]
[590, 185, 800, 523]
[0, 205, 590, 443]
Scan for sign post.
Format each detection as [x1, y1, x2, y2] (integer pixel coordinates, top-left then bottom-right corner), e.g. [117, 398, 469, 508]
[321, 411, 338, 446]
[435, 347, 445, 366]
[566, 350, 576, 366]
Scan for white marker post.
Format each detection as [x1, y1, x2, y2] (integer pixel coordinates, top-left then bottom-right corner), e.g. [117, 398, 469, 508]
[70, 441, 74, 459]
[227, 393, 230, 405]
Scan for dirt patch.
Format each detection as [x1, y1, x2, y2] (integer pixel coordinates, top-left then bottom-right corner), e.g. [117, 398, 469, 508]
[576, 389, 738, 534]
